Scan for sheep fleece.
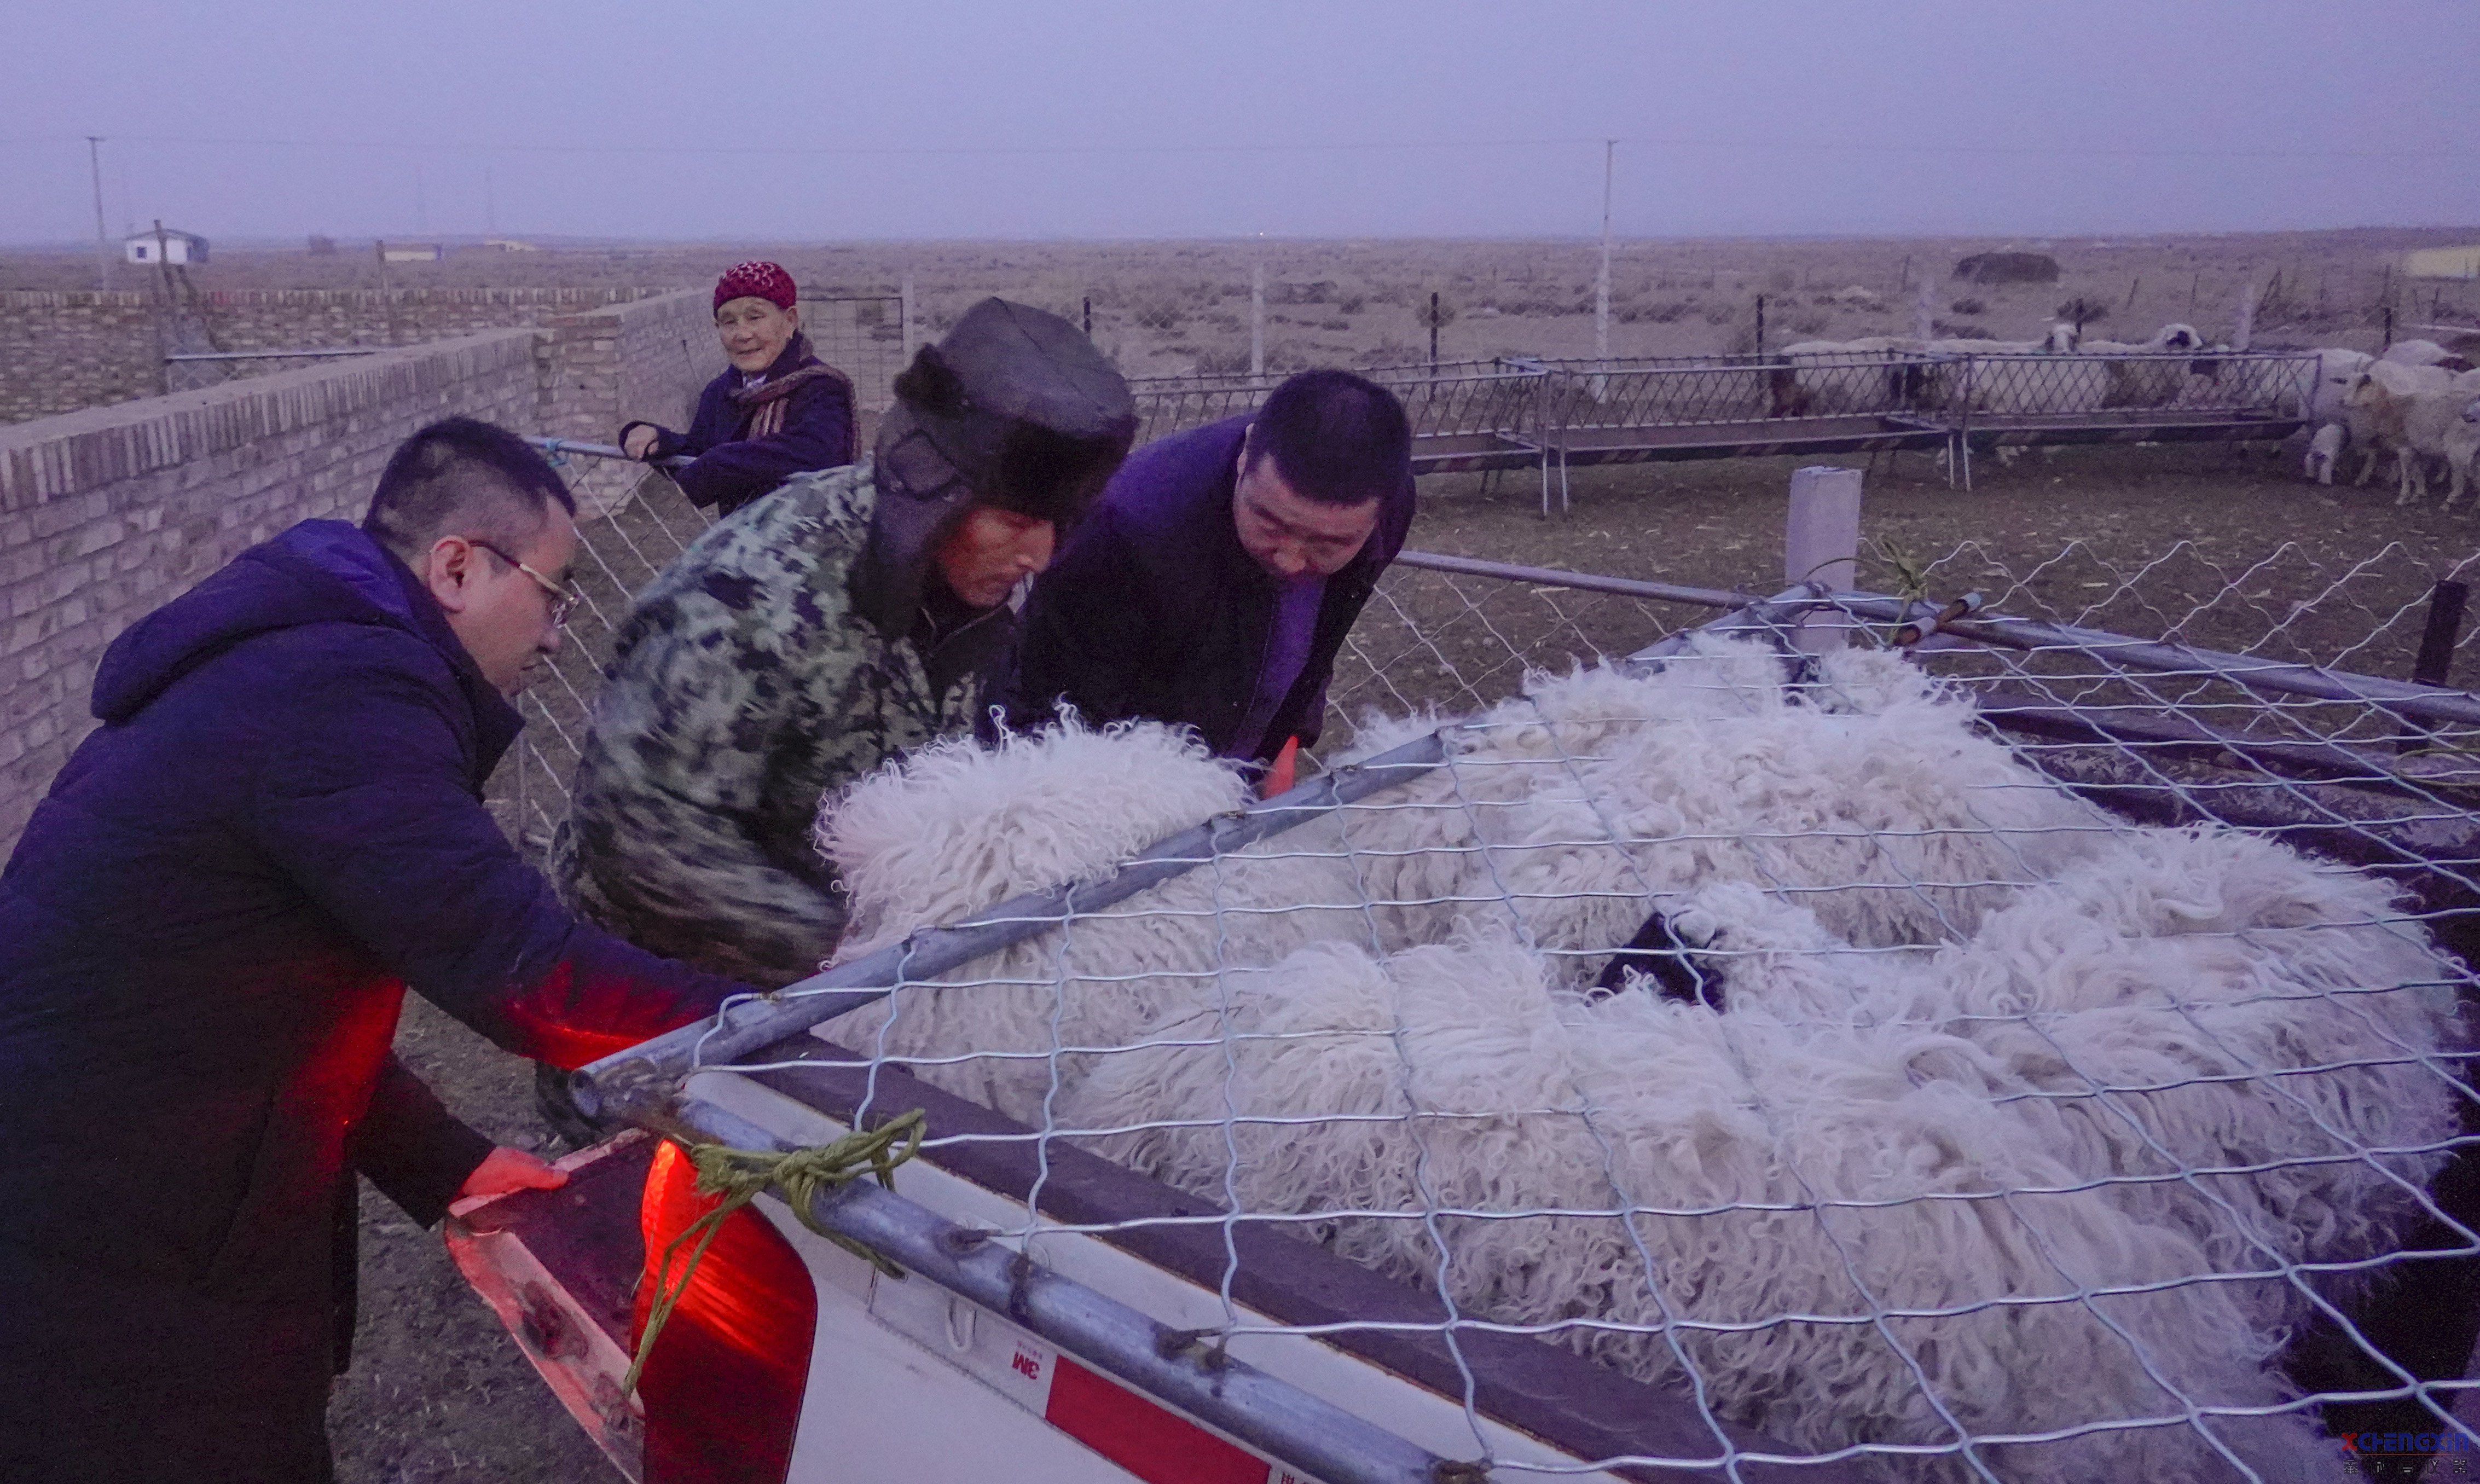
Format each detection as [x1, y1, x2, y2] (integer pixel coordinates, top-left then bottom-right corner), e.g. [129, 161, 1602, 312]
[813, 644, 2462, 1482]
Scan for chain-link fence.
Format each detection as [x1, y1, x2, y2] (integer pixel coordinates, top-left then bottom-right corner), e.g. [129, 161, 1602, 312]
[498, 456, 711, 854]
[795, 295, 908, 411]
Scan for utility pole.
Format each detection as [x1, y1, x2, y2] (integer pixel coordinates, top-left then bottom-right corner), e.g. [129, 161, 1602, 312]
[1595, 138, 1614, 365]
[86, 136, 113, 291]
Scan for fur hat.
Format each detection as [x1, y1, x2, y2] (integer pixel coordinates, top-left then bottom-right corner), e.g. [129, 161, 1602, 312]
[886, 297, 1137, 526]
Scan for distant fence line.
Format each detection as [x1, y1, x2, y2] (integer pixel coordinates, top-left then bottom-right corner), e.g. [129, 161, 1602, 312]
[1125, 349, 2319, 511]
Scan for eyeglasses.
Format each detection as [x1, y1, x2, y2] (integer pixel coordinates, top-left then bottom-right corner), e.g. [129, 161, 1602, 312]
[470, 538, 582, 626]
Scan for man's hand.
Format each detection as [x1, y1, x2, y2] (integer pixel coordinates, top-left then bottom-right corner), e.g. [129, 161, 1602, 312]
[622, 424, 663, 461]
[458, 1145, 570, 1200]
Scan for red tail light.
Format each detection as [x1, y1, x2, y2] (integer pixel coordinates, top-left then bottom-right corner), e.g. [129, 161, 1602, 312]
[634, 1140, 820, 1483]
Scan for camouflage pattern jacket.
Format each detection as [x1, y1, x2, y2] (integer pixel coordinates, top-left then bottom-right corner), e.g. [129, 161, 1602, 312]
[552, 461, 1006, 987]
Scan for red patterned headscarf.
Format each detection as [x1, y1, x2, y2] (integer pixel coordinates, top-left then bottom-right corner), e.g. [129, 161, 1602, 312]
[714, 260, 797, 313]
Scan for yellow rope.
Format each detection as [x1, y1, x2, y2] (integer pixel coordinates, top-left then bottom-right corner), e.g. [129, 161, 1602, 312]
[622, 1109, 926, 1399]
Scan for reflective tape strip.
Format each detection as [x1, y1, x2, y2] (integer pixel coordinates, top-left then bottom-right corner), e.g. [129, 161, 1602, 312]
[867, 1268, 1318, 1484]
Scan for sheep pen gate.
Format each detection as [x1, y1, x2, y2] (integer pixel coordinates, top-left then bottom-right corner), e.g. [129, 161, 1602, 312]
[522, 451, 2480, 1481]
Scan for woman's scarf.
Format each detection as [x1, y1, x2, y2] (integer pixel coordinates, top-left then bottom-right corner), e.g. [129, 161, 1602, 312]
[728, 333, 853, 440]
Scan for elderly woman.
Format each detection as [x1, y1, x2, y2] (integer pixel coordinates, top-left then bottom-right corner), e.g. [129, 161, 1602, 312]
[619, 260, 857, 518]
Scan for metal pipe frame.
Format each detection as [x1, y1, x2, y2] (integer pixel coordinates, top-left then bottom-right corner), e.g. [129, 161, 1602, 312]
[1828, 593, 2480, 732]
[523, 436, 692, 473]
[657, 1094, 1453, 1484]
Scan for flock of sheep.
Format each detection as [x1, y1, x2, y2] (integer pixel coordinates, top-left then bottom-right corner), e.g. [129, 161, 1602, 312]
[808, 642, 2462, 1482]
[2296, 338, 2480, 509]
[1774, 321, 2480, 508]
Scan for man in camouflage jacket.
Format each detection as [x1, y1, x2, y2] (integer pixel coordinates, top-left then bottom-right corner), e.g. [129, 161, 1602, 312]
[552, 299, 1137, 988]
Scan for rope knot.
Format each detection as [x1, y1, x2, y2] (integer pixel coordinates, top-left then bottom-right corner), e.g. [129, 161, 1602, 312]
[622, 1110, 927, 1398]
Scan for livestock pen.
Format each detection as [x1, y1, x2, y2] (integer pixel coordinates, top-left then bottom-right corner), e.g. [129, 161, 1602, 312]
[492, 446, 2480, 1481]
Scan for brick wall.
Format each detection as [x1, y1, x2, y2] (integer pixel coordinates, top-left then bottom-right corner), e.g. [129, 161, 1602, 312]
[0, 286, 676, 425]
[536, 287, 727, 440]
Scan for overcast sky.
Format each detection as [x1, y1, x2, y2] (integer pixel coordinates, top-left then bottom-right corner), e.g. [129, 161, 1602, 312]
[4, 1, 2476, 245]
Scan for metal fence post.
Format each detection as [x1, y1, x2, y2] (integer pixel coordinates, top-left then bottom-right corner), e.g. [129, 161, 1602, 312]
[1786, 465, 1861, 657]
[901, 275, 916, 364]
[1595, 138, 1613, 367]
[2413, 580, 2470, 689]
[1251, 263, 1265, 379]
[1786, 465, 1861, 593]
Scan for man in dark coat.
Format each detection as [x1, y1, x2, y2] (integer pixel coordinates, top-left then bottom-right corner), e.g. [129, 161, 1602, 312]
[621, 260, 857, 518]
[991, 368, 1416, 778]
[0, 418, 751, 1482]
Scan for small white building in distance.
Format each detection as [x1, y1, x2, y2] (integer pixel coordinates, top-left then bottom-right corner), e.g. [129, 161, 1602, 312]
[381, 243, 443, 263]
[124, 228, 208, 265]
[2405, 246, 2480, 281]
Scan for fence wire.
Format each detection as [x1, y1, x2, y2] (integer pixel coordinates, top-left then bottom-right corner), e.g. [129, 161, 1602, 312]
[795, 294, 908, 412]
[519, 439, 2480, 1480]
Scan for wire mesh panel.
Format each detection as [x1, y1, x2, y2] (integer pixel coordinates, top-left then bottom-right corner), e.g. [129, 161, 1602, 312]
[796, 295, 908, 410]
[495, 455, 712, 854]
[1899, 537, 2480, 778]
[1557, 353, 1939, 428]
[1950, 350, 2314, 432]
[1320, 559, 1734, 748]
[638, 531, 2480, 1482]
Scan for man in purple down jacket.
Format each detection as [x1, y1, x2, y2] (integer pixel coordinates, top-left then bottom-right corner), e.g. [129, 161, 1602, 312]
[621, 259, 857, 518]
[0, 418, 752, 1482]
[990, 369, 1415, 780]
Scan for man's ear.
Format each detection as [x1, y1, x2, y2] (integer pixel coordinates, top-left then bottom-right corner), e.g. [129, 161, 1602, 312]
[424, 536, 475, 615]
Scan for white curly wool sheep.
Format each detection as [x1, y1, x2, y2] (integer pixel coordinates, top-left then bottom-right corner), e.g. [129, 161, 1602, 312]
[1327, 640, 2113, 985]
[1063, 835, 2460, 1482]
[815, 641, 2112, 1110]
[809, 641, 2464, 1479]
[813, 718, 1399, 1123]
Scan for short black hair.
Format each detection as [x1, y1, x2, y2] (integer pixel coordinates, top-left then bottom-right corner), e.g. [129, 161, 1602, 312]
[363, 418, 577, 564]
[1244, 369, 1411, 507]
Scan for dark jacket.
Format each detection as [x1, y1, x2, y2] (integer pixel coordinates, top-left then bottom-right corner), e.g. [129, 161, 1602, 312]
[0, 520, 744, 1480]
[625, 333, 856, 517]
[992, 415, 1415, 762]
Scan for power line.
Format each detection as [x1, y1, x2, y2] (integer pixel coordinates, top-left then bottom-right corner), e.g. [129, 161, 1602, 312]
[0, 131, 2471, 163]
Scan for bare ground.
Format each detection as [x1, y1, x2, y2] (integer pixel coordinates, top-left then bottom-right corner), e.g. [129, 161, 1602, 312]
[334, 433, 2480, 1479]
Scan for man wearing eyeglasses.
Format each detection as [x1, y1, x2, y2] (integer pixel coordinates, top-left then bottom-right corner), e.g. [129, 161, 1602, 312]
[990, 369, 1416, 791]
[0, 418, 754, 1481]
